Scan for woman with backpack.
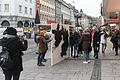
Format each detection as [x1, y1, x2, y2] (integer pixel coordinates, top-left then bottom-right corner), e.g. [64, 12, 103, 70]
[1, 27, 28, 80]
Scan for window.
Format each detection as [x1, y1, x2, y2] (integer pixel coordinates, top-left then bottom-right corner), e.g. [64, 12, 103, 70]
[4, 4, 9, 12]
[0, 4, 1, 12]
[25, 7, 27, 14]
[19, 5, 22, 13]
[30, 8, 32, 15]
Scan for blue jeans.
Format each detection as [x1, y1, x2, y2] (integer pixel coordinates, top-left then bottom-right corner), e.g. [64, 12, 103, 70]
[38, 52, 44, 63]
[73, 44, 78, 56]
[84, 50, 90, 61]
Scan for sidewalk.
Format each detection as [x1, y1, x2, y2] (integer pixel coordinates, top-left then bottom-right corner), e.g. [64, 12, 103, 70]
[21, 59, 94, 80]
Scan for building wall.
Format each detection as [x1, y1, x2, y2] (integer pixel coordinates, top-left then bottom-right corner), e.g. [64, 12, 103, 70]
[69, 4, 75, 26]
[61, 0, 70, 24]
[55, 0, 61, 24]
[102, 0, 120, 23]
[40, 0, 55, 24]
[0, 0, 36, 28]
[78, 14, 90, 28]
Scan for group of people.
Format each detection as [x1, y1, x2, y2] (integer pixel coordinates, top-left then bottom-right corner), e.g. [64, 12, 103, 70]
[70, 26, 120, 63]
[0, 26, 119, 80]
[35, 25, 120, 65]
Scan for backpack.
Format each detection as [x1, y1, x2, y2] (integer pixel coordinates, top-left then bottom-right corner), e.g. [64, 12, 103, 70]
[0, 47, 14, 70]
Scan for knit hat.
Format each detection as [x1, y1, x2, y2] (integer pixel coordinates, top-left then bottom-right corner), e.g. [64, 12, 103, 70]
[4, 27, 17, 35]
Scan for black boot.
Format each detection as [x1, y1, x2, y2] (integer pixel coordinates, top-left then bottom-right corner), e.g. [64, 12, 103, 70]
[115, 53, 118, 56]
[38, 62, 45, 66]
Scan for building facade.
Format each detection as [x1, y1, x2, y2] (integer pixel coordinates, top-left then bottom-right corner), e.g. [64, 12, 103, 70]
[0, 0, 36, 28]
[69, 4, 75, 26]
[40, 0, 55, 24]
[55, 0, 61, 24]
[61, 0, 70, 24]
[101, 0, 120, 24]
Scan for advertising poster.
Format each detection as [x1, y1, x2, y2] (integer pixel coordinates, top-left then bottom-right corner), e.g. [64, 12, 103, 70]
[51, 23, 70, 66]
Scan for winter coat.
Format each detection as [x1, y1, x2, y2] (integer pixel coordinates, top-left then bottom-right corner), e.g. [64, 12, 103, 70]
[1, 36, 28, 74]
[111, 31, 120, 47]
[81, 33, 92, 51]
[99, 31, 107, 44]
[93, 31, 100, 47]
[69, 32, 74, 46]
[38, 36, 49, 53]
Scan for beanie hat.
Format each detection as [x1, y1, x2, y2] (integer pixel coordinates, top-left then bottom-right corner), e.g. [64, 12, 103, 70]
[5, 27, 17, 35]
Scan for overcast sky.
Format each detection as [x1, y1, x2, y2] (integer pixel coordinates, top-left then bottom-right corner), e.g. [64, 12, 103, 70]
[64, 0, 102, 17]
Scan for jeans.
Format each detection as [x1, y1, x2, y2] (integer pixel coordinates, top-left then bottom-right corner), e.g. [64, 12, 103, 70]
[101, 43, 106, 54]
[84, 50, 90, 61]
[73, 44, 78, 57]
[38, 52, 44, 63]
[5, 72, 20, 80]
[70, 45, 74, 56]
[93, 44, 100, 59]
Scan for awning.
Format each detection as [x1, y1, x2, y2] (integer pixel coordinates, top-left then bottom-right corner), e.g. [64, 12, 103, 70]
[107, 19, 120, 23]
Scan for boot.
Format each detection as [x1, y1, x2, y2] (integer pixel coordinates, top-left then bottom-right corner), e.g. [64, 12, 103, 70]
[38, 62, 45, 66]
[115, 53, 118, 56]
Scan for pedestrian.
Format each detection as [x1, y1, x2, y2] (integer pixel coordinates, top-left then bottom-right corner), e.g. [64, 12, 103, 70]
[61, 26, 69, 57]
[42, 32, 51, 62]
[99, 27, 108, 56]
[77, 29, 83, 56]
[110, 27, 120, 56]
[73, 31, 80, 58]
[1, 27, 28, 80]
[80, 28, 92, 63]
[92, 26, 100, 59]
[111, 29, 116, 51]
[37, 31, 51, 66]
[69, 28, 75, 57]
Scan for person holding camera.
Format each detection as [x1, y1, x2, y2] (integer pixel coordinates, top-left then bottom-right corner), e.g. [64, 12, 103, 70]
[1, 27, 28, 80]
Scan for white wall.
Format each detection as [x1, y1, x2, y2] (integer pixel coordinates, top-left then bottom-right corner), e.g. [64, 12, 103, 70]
[0, 0, 15, 16]
[15, 0, 36, 18]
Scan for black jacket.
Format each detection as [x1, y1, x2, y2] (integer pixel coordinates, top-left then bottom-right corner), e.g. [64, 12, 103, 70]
[93, 31, 100, 47]
[1, 37, 28, 73]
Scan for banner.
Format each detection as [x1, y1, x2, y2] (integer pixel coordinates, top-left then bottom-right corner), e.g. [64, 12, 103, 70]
[36, 0, 40, 15]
